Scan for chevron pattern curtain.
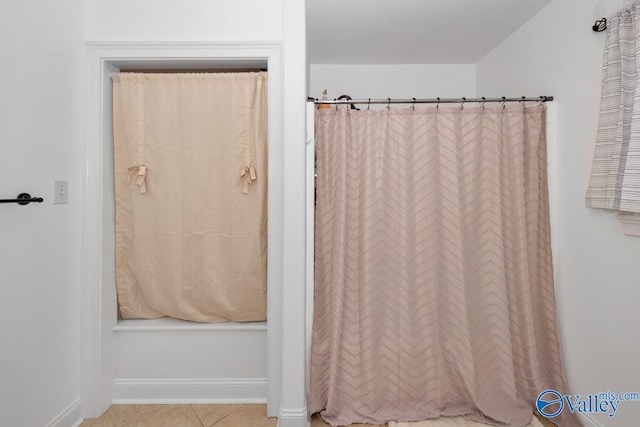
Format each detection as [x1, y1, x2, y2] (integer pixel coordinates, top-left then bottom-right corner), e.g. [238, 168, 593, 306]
[586, 2, 640, 213]
[309, 106, 579, 427]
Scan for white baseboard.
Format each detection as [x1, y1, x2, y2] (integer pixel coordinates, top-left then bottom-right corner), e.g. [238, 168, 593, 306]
[577, 412, 604, 427]
[112, 378, 267, 404]
[47, 398, 83, 427]
[277, 408, 309, 427]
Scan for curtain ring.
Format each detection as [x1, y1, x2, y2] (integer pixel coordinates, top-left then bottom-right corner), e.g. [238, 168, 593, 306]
[411, 97, 416, 110]
[334, 99, 338, 111]
[337, 94, 359, 111]
[315, 98, 320, 110]
[459, 97, 466, 110]
[520, 96, 526, 108]
[481, 97, 486, 110]
[368, 98, 371, 111]
[436, 97, 440, 110]
[387, 98, 391, 110]
[538, 96, 544, 107]
[501, 96, 506, 110]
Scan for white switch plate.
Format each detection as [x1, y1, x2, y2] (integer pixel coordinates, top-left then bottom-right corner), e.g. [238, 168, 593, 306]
[54, 180, 68, 204]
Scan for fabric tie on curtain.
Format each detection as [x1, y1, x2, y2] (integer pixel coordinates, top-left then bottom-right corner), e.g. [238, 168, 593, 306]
[239, 77, 262, 194]
[127, 165, 148, 194]
[241, 165, 257, 194]
[586, 1, 640, 213]
[310, 105, 579, 427]
[126, 76, 149, 195]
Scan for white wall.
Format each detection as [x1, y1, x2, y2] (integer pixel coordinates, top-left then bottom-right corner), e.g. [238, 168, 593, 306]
[86, 0, 282, 41]
[0, 1, 301, 426]
[309, 64, 476, 101]
[0, 0, 84, 426]
[111, 324, 268, 403]
[281, 0, 309, 425]
[83, 2, 313, 426]
[82, 1, 293, 421]
[477, 1, 640, 426]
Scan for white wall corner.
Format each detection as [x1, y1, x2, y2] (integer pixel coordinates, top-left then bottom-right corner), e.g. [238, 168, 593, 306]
[47, 399, 82, 427]
[277, 408, 310, 427]
[617, 212, 640, 237]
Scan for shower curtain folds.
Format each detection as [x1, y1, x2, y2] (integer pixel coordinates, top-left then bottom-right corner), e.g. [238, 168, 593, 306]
[309, 105, 579, 427]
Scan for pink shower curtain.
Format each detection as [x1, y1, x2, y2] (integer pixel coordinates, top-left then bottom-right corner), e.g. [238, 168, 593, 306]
[309, 105, 579, 427]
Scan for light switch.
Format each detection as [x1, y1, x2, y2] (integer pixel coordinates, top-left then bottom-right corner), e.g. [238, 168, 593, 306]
[54, 180, 68, 204]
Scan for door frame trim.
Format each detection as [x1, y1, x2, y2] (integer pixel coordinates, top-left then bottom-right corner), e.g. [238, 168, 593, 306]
[81, 41, 283, 418]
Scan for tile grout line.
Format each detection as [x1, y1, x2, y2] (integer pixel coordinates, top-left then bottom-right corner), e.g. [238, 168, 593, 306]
[124, 405, 171, 426]
[189, 405, 206, 427]
[210, 404, 246, 426]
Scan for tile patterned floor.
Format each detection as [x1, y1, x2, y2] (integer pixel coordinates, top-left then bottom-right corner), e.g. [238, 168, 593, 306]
[80, 405, 278, 427]
[79, 404, 382, 427]
[80, 404, 554, 427]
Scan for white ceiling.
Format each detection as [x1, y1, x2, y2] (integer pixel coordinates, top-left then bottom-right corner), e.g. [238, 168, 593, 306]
[307, 0, 553, 64]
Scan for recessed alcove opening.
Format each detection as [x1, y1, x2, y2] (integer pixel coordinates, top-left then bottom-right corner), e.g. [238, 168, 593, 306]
[83, 43, 283, 416]
[106, 58, 269, 331]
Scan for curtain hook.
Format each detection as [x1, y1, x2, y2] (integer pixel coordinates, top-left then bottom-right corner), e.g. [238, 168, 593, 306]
[334, 98, 338, 111]
[520, 96, 526, 108]
[481, 97, 486, 110]
[315, 98, 320, 110]
[538, 96, 544, 107]
[593, 18, 607, 32]
[387, 98, 391, 110]
[501, 96, 506, 110]
[459, 97, 466, 110]
[436, 97, 440, 110]
[411, 97, 416, 110]
[368, 98, 371, 111]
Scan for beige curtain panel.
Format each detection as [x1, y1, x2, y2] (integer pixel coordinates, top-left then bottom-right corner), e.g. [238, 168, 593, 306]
[310, 106, 579, 427]
[113, 72, 267, 323]
[586, 2, 640, 213]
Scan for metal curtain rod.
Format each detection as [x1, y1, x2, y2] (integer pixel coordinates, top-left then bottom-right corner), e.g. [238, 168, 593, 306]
[310, 96, 554, 106]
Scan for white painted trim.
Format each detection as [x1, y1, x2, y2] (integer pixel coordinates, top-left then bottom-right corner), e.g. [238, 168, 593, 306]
[277, 408, 310, 427]
[280, 0, 308, 423]
[576, 412, 605, 427]
[617, 212, 640, 237]
[113, 318, 267, 332]
[112, 378, 267, 404]
[47, 399, 82, 427]
[82, 41, 284, 419]
[82, 41, 109, 420]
